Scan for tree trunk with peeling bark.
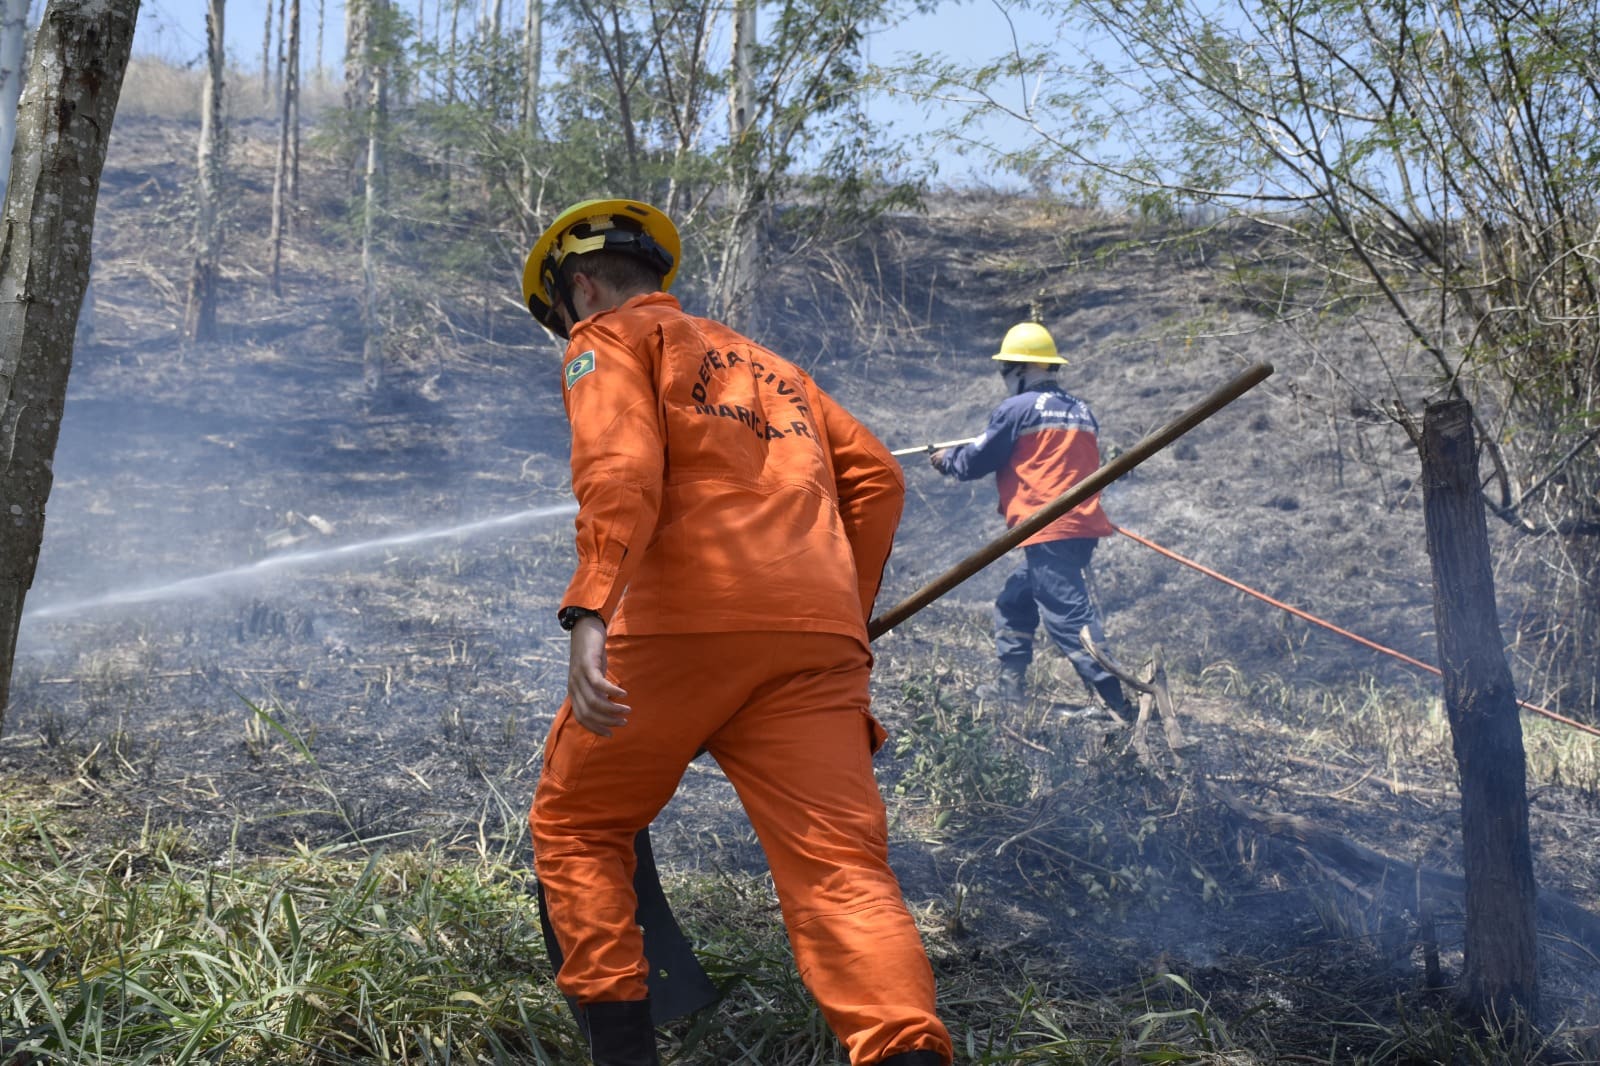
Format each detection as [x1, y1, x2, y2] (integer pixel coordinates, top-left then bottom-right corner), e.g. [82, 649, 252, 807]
[1422, 398, 1539, 1025]
[0, 0, 140, 738]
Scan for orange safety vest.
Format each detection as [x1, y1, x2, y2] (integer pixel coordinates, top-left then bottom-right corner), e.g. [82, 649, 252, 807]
[938, 382, 1114, 545]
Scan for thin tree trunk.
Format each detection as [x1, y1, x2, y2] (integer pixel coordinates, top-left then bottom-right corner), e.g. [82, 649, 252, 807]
[344, 0, 369, 115]
[521, 0, 541, 131]
[0, 0, 140, 738]
[720, 0, 756, 327]
[261, 0, 272, 102]
[0, 0, 29, 204]
[268, 0, 294, 296]
[1421, 398, 1540, 1024]
[361, 70, 384, 394]
[416, 0, 425, 59]
[273, 0, 286, 103]
[480, 0, 499, 112]
[447, 0, 459, 106]
[287, 0, 300, 201]
[185, 0, 226, 341]
[730, 0, 752, 142]
[344, 0, 385, 189]
[443, 0, 459, 213]
[518, 0, 542, 226]
[314, 0, 325, 88]
[606, 9, 640, 194]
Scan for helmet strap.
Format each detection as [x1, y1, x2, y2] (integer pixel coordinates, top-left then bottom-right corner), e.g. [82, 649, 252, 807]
[542, 258, 582, 339]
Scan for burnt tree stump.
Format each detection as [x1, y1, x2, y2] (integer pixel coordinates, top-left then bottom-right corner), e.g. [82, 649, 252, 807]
[1422, 398, 1539, 1023]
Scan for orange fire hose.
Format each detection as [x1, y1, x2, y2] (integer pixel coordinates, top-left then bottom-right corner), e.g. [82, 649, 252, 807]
[1114, 525, 1600, 740]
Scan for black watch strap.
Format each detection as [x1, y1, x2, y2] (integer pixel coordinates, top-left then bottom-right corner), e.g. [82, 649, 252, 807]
[558, 606, 603, 631]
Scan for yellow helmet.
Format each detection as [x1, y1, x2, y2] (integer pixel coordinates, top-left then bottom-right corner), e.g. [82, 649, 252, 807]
[991, 321, 1068, 365]
[520, 198, 681, 338]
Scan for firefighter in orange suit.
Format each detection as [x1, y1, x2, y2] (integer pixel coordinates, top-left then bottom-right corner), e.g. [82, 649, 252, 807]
[520, 199, 953, 1066]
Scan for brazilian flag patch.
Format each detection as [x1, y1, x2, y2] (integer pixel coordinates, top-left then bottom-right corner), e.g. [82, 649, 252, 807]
[565, 350, 597, 391]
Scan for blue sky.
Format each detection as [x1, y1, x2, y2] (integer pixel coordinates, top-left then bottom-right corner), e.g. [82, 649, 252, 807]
[130, 0, 1063, 184]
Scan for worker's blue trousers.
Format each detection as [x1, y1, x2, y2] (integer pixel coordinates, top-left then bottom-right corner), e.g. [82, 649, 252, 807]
[994, 536, 1117, 692]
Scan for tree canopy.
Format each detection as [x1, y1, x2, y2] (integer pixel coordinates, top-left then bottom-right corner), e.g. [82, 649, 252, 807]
[358, 0, 927, 326]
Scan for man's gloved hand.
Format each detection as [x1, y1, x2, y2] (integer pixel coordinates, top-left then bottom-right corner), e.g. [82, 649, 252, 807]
[566, 614, 632, 737]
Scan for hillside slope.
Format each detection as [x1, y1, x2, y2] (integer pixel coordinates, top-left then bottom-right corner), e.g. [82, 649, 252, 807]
[2, 105, 1598, 1062]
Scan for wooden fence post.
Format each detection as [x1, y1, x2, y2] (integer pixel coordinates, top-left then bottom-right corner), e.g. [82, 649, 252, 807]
[1422, 397, 1538, 1024]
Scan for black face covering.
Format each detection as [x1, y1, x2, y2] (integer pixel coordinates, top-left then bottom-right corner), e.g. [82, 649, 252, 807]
[1000, 363, 1027, 396]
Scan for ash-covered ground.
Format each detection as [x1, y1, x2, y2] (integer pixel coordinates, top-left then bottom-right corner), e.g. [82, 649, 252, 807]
[4, 114, 1599, 1060]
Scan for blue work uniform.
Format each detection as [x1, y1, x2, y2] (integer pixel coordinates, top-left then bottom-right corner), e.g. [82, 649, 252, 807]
[934, 381, 1129, 711]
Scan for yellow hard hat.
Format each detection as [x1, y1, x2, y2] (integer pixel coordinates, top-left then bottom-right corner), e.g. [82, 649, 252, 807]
[520, 198, 681, 338]
[991, 321, 1068, 365]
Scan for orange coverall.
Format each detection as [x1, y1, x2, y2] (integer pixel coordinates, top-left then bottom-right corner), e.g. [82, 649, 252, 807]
[530, 291, 952, 1066]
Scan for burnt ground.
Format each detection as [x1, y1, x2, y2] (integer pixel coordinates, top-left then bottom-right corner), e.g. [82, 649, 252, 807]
[3, 112, 1600, 1061]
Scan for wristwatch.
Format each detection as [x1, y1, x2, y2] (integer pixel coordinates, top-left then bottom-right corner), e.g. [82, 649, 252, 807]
[558, 605, 603, 631]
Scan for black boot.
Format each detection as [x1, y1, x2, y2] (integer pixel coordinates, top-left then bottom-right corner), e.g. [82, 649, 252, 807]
[578, 999, 659, 1066]
[877, 1051, 947, 1066]
[1093, 676, 1133, 723]
[974, 663, 1027, 704]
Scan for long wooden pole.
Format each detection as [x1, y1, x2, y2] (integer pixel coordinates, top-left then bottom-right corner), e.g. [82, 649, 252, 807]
[868, 362, 1275, 640]
[620, 360, 1273, 1025]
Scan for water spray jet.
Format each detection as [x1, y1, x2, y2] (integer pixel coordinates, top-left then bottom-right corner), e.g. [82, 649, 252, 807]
[24, 502, 578, 621]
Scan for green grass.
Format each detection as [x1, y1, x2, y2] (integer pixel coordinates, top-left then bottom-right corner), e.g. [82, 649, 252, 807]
[0, 789, 1265, 1065]
[0, 818, 577, 1063]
